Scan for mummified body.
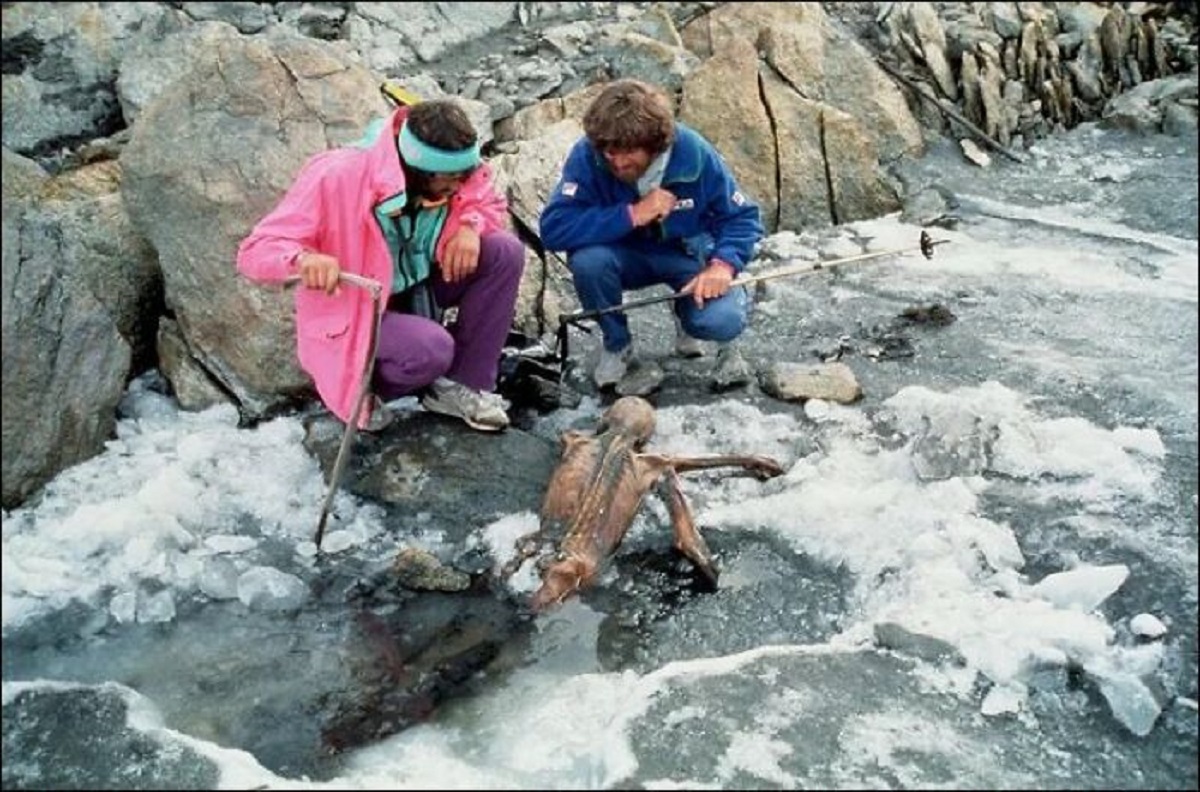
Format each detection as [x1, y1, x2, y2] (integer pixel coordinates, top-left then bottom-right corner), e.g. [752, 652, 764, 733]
[504, 396, 785, 610]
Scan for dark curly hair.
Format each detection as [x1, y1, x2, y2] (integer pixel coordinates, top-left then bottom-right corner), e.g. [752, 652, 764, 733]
[406, 99, 477, 151]
[582, 79, 675, 155]
[401, 100, 479, 198]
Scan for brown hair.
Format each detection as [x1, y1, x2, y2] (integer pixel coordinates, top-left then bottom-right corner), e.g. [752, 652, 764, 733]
[406, 100, 478, 152]
[401, 100, 478, 198]
[582, 79, 675, 155]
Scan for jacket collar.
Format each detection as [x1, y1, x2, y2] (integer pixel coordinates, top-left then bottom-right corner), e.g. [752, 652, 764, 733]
[363, 107, 409, 201]
[662, 123, 704, 184]
[586, 122, 705, 186]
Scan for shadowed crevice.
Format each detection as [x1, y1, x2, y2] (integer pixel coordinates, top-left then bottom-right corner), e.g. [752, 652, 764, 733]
[756, 67, 783, 232]
[818, 110, 839, 226]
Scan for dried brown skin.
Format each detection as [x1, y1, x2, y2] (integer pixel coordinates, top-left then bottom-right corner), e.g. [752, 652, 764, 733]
[507, 396, 785, 611]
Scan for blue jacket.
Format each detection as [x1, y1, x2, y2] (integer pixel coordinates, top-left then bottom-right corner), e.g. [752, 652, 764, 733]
[539, 123, 764, 272]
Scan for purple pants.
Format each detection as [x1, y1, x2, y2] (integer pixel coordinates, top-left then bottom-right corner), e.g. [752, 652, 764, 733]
[372, 230, 524, 400]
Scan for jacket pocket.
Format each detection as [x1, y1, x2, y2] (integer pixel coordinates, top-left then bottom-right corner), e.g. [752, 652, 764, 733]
[301, 312, 350, 341]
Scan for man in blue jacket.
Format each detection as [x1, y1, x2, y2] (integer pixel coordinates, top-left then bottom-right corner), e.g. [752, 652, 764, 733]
[540, 79, 765, 389]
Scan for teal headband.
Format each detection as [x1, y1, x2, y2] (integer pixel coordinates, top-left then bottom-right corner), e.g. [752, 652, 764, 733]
[397, 121, 481, 173]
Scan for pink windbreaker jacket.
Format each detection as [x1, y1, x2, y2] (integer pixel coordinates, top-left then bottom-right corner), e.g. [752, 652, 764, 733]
[236, 106, 509, 426]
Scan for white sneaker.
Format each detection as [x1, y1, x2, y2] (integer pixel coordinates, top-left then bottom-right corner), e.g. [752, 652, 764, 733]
[593, 346, 633, 389]
[673, 314, 705, 358]
[421, 377, 510, 431]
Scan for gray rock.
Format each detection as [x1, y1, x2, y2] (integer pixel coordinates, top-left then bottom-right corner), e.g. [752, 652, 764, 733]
[176, 1, 270, 34]
[303, 411, 558, 544]
[1, 3, 170, 155]
[710, 345, 754, 392]
[156, 318, 231, 412]
[616, 358, 666, 396]
[393, 547, 473, 592]
[761, 361, 862, 404]
[2, 151, 133, 508]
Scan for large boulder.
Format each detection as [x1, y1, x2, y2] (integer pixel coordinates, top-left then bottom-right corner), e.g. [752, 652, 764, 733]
[119, 24, 387, 421]
[492, 117, 590, 337]
[1, 149, 156, 508]
[681, 3, 924, 163]
[676, 28, 907, 230]
[673, 3, 918, 232]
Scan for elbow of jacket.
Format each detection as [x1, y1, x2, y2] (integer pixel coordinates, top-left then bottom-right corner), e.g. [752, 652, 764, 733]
[234, 247, 254, 276]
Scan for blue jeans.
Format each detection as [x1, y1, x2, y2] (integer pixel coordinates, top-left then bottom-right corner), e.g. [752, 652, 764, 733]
[568, 242, 749, 353]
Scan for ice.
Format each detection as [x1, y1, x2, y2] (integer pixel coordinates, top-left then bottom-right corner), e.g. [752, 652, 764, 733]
[1129, 613, 1168, 639]
[197, 557, 241, 601]
[715, 731, 795, 787]
[109, 592, 137, 624]
[1086, 666, 1165, 737]
[909, 411, 993, 481]
[818, 234, 864, 259]
[320, 529, 364, 554]
[479, 510, 540, 575]
[235, 567, 309, 613]
[136, 589, 176, 623]
[980, 684, 1026, 716]
[1028, 564, 1130, 612]
[203, 535, 258, 554]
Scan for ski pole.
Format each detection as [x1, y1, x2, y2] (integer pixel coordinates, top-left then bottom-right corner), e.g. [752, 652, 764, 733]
[282, 271, 384, 550]
[559, 230, 948, 326]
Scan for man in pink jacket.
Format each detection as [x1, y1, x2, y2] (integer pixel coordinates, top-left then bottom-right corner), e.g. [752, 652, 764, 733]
[237, 100, 524, 432]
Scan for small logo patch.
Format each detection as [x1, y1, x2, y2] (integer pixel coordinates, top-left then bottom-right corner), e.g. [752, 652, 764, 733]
[731, 191, 746, 206]
[674, 198, 695, 210]
[562, 182, 578, 197]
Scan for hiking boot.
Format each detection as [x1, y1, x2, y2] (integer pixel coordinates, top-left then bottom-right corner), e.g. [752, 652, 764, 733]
[363, 396, 395, 433]
[711, 343, 754, 391]
[673, 314, 705, 358]
[615, 358, 665, 396]
[421, 377, 510, 431]
[593, 345, 633, 389]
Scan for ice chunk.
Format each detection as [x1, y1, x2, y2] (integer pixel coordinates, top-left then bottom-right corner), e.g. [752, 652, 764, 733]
[198, 557, 241, 601]
[203, 535, 258, 554]
[1129, 613, 1168, 639]
[1084, 644, 1168, 736]
[1088, 669, 1165, 737]
[981, 683, 1026, 716]
[1029, 564, 1129, 612]
[320, 529, 362, 554]
[136, 589, 176, 623]
[236, 566, 309, 612]
[110, 592, 136, 624]
[911, 412, 992, 481]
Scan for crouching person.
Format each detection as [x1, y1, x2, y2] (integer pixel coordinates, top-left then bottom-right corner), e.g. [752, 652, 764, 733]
[237, 99, 525, 432]
[539, 79, 764, 391]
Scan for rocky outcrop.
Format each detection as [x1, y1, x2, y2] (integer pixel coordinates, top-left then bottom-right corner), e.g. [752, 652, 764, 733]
[677, 3, 921, 231]
[877, 2, 1198, 143]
